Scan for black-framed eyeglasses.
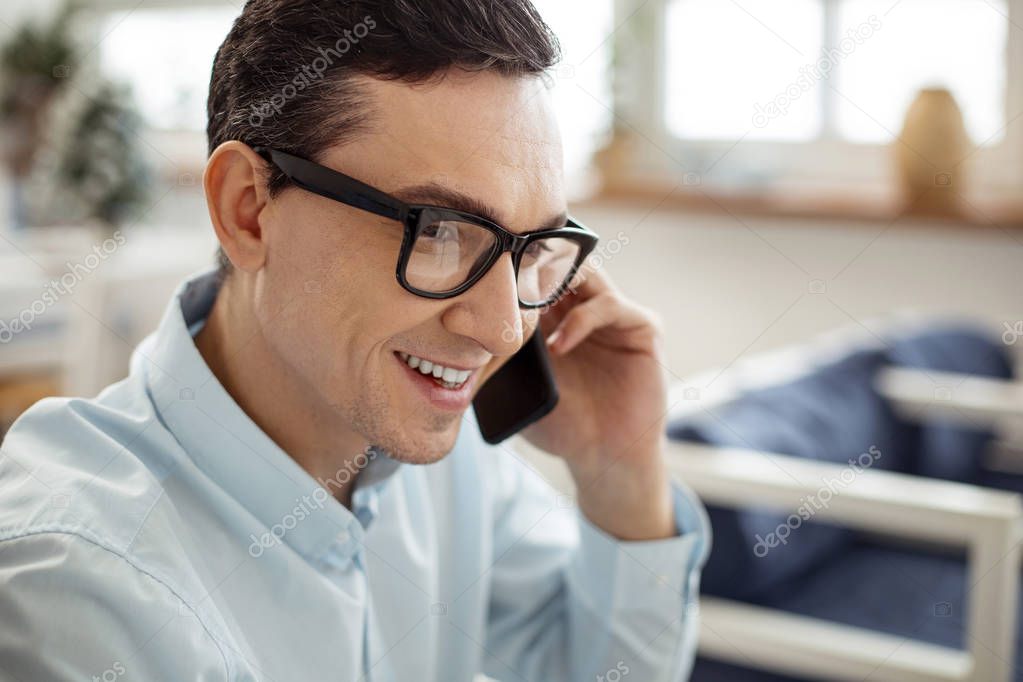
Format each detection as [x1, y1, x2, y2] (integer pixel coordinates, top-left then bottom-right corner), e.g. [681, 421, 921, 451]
[253, 146, 600, 309]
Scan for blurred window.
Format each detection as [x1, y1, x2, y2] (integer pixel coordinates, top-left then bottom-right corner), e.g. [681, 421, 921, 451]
[96, 2, 613, 195]
[664, 0, 1009, 147]
[98, 6, 241, 132]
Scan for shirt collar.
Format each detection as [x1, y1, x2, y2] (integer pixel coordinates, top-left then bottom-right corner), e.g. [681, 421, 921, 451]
[140, 268, 402, 565]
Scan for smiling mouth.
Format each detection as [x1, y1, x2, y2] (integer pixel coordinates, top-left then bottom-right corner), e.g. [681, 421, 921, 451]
[395, 351, 477, 389]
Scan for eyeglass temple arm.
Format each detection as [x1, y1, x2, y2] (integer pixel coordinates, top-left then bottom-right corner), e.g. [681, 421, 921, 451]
[253, 147, 408, 223]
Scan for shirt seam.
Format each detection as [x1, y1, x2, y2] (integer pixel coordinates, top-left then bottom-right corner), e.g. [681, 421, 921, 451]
[125, 488, 167, 554]
[0, 525, 236, 680]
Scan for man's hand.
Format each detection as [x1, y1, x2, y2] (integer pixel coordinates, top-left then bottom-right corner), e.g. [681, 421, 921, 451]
[520, 267, 676, 541]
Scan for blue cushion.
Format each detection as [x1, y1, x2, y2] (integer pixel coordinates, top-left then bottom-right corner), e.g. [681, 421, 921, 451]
[670, 323, 1016, 681]
[753, 543, 967, 647]
[667, 350, 913, 600]
[692, 658, 799, 681]
[886, 324, 1014, 481]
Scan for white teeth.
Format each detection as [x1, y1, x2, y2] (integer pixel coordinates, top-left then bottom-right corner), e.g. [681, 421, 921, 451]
[399, 352, 473, 387]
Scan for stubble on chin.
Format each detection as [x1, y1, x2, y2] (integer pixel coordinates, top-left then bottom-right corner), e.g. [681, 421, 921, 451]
[376, 416, 461, 465]
[347, 388, 462, 466]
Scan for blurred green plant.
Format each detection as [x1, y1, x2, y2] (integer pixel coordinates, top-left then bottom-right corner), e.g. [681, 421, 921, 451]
[45, 80, 153, 228]
[0, 1, 78, 93]
[0, 1, 153, 230]
[0, 2, 80, 178]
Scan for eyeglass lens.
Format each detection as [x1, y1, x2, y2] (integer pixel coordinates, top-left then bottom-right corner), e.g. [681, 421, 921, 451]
[404, 218, 581, 305]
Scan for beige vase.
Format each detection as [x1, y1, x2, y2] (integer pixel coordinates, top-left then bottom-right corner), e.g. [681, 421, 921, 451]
[895, 87, 970, 217]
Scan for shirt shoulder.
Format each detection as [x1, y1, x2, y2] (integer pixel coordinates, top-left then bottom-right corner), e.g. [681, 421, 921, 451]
[0, 379, 242, 679]
[0, 375, 184, 553]
[0, 528, 234, 680]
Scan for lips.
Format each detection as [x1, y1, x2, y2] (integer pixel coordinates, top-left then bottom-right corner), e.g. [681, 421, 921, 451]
[394, 351, 478, 412]
[398, 351, 473, 388]
[394, 351, 486, 388]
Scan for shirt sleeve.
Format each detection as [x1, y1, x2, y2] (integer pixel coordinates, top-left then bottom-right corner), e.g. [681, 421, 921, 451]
[0, 530, 233, 682]
[481, 449, 711, 682]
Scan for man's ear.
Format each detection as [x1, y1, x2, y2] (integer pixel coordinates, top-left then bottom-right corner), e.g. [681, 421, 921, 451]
[203, 141, 272, 273]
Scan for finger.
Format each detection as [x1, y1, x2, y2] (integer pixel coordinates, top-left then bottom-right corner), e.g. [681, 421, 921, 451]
[548, 290, 657, 355]
[535, 285, 579, 337]
[566, 262, 619, 301]
[536, 261, 616, 336]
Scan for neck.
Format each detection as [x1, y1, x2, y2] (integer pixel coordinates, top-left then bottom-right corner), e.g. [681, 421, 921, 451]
[193, 275, 369, 507]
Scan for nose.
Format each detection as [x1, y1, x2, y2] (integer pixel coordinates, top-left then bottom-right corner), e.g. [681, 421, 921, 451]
[441, 252, 527, 358]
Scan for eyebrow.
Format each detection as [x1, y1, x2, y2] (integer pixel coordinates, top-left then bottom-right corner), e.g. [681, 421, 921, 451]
[392, 182, 569, 234]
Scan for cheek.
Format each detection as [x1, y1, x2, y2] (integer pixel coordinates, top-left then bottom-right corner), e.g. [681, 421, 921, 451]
[320, 290, 430, 378]
[269, 198, 329, 266]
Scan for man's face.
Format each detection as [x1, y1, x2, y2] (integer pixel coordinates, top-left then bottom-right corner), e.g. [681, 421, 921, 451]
[256, 70, 566, 464]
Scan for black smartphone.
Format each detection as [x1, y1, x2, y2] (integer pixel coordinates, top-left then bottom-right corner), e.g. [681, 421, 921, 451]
[472, 330, 559, 445]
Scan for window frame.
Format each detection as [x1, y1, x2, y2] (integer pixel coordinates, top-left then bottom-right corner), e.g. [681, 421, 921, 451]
[613, 0, 1023, 204]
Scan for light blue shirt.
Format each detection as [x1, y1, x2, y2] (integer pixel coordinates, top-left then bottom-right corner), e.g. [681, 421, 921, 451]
[0, 269, 710, 682]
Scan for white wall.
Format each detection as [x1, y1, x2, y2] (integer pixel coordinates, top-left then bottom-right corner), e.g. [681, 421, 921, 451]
[573, 199, 1023, 381]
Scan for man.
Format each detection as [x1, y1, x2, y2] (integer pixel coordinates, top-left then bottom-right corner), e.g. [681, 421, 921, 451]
[0, 1, 709, 680]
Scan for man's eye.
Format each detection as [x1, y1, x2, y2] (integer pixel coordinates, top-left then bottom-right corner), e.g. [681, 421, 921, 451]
[524, 239, 553, 259]
[421, 222, 459, 241]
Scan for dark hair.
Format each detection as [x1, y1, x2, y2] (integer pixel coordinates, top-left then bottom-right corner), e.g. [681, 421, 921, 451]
[206, 0, 562, 276]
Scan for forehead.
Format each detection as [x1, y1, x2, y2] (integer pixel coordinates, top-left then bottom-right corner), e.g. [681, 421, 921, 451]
[323, 70, 565, 229]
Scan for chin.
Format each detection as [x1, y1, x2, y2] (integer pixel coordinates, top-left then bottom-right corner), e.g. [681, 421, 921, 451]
[375, 418, 462, 465]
